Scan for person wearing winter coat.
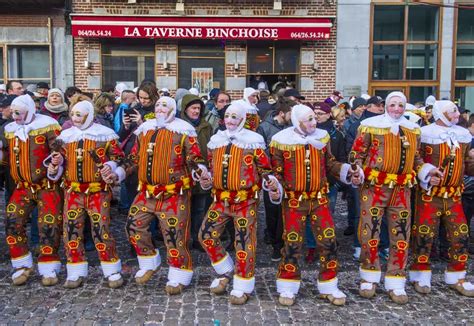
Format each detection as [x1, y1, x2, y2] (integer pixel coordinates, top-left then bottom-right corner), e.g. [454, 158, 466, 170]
[39, 88, 69, 126]
[180, 94, 213, 250]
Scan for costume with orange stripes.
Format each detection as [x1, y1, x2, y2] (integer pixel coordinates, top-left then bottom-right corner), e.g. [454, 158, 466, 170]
[198, 103, 276, 301]
[269, 104, 355, 304]
[53, 117, 126, 284]
[125, 99, 206, 289]
[409, 101, 474, 294]
[351, 101, 433, 297]
[4, 95, 63, 284]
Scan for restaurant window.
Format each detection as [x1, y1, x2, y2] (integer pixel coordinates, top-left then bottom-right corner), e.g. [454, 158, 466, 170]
[7, 45, 51, 86]
[178, 43, 225, 96]
[247, 41, 299, 91]
[453, 9, 474, 109]
[370, 4, 440, 101]
[102, 41, 155, 89]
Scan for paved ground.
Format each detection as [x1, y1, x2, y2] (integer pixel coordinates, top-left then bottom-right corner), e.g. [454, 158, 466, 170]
[0, 190, 473, 325]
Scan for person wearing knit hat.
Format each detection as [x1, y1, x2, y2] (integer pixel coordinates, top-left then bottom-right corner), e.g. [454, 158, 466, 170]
[3, 94, 63, 287]
[350, 91, 442, 304]
[47, 100, 126, 289]
[270, 104, 362, 307]
[125, 96, 208, 295]
[198, 103, 281, 305]
[40, 88, 69, 126]
[409, 100, 474, 297]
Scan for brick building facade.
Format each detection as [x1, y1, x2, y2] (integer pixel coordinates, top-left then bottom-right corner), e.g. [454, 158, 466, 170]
[0, 1, 73, 90]
[71, 0, 338, 102]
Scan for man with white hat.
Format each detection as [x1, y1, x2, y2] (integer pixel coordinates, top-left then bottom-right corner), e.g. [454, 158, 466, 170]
[350, 91, 441, 304]
[48, 100, 126, 289]
[409, 100, 474, 297]
[3, 94, 63, 286]
[198, 103, 280, 305]
[125, 97, 208, 294]
[270, 104, 362, 306]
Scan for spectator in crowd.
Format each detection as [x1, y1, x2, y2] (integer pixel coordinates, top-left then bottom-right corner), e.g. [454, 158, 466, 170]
[205, 92, 231, 133]
[331, 105, 347, 131]
[118, 82, 158, 214]
[94, 93, 115, 129]
[114, 90, 136, 133]
[40, 88, 69, 125]
[6, 80, 24, 96]
[204, 88, 221, 116]
[325, 91, 343, 107]
[283, 88, 305, 104]
[257, 98, 295, 261]
[64, 86, 82, 106]
[256, 88, 273, 120]
[35, 82, 49, 107]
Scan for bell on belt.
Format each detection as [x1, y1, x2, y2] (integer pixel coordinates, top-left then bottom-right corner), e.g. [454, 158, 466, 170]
[60, 180, 65, 188]
[401, 136, 409, 148]
[137, 184, 141, 192]
[407, 180, 413, 188]
[147, 143, 154, 155]
[224, 198, 229, 207]
[47, 180, 51, 189]
[213, 193, 217, 202]
[13, 138, 19, 154]
[145, 190, 151, 199]
[179, 187, 183, 195]
[85, 187, 90, 195]
[30, 187, 36, 194]
[370, 178, 376, 186]
[284, 191, 288, 199]
[298, 194, 303, 202]
[426, 187, 432, 196]
[388, 180, 395, 189]
[443, 191, 449, 199]
[317, 191, 322, 199]
[254, 191, 259, 199]
[235, 196, 241, 203]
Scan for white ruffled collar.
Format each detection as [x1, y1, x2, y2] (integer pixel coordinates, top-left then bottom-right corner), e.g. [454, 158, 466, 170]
[133, 118, 197, 137]
[5, 114, 59, 142]
[421, 123, 472, 147]
[361, 113, 420, 135]
[58, 123, 118, 143]
[207, 128, 266, 150]
[271, 127, 329, 149]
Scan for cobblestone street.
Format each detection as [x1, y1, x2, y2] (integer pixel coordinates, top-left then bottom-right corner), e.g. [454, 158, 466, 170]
[0, 192, 473, 325]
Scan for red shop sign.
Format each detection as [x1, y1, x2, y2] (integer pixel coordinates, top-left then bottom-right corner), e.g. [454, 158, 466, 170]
[71, 15, 332, 40]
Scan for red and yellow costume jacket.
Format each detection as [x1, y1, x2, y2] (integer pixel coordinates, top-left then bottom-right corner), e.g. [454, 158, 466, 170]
[128, 118, 205, 196]
[206, 128, 272, 204]
[419, 123, 474, 197]
[351, 115, 427, 188]
[4, 114, 61, 190]
[269, 127, 351, 201]
[55, 123, 125, 193]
